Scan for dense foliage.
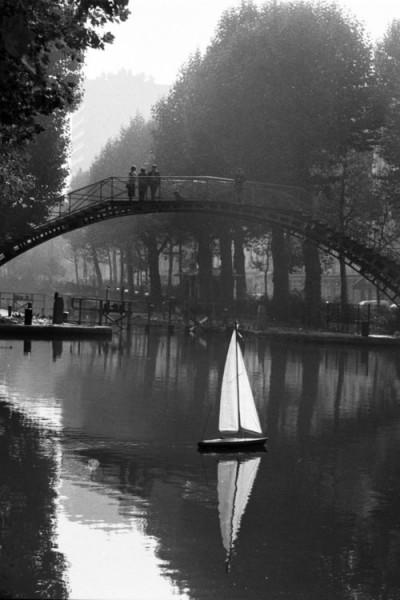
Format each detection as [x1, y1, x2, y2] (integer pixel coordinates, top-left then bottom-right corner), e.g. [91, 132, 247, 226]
[151, 1, 397, 317]
[4, 1, 400, 322]
[0, 0, 129, 240]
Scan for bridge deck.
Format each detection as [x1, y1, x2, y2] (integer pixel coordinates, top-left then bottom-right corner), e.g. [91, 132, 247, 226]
[1, 176, 400, 305]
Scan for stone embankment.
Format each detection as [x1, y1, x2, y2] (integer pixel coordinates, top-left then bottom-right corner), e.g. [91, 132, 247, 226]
[1, 309, 399, 346]
[0, 311, 112, 339]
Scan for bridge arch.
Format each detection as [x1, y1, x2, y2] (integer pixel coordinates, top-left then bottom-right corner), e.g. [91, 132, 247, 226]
[1, 176, 400, 305]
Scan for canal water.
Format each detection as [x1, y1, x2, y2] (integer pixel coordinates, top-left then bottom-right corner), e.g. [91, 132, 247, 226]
[1, 327, 400, 599]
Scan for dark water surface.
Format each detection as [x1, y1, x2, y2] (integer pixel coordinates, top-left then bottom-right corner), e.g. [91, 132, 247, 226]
[1, 328, 400, 599]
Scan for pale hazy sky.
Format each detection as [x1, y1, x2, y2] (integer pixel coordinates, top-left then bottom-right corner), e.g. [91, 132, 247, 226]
[84, 0, 400, 85]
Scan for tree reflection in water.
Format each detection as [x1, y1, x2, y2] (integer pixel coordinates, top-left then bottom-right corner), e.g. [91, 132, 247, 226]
[0, 403, 68, 599]
[1, 332, 400, 599]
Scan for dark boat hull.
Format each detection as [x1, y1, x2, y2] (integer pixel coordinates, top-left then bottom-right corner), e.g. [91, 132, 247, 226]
[198, 436, 267, 452]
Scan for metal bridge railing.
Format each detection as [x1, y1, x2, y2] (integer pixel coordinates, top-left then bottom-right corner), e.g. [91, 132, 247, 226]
[46, 176, 315, 222]
[40, 175, 400, 270]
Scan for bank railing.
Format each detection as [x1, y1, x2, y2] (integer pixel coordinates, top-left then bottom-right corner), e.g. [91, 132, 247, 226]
[63, 296, 400, 336]
[0, 292, 48, 316]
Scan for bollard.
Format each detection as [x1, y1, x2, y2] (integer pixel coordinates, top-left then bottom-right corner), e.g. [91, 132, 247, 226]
[53, 292, 64, 324]
[24, 302, 33, 325]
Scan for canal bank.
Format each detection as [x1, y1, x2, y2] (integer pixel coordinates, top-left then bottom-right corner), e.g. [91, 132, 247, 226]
[0, 322, 112, 339]
[0, 308, 112, 339]
[0, 309, 398, 346]
[138, 316, 400, 348]
[250, 327, 400, 347]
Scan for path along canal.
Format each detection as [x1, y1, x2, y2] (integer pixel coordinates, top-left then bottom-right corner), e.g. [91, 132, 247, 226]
[0, 326, 400, 599]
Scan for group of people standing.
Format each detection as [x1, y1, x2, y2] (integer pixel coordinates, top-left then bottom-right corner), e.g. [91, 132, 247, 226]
[127, 164, 161, 201]
[127, 164, 246, 202]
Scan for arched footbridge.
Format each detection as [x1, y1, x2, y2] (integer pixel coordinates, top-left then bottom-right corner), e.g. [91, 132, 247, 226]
[2, 176, 400, 305]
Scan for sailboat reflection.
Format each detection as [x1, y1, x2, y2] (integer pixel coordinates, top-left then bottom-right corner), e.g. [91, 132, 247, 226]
[217, 455, 262, 571]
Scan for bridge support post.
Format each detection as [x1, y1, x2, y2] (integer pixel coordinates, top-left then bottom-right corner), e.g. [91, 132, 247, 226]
[145, 301, 153, 333]
[168, 297, 175, 334]
[257, 304, 267, 331]
[98, 300, 103, 325]
[361, 321, 370, 337]
[78, 298, 83, 324]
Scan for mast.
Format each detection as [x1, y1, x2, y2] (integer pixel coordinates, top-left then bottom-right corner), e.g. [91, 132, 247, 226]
[226, 458, 240, 572]
[234, 321, 241, 436]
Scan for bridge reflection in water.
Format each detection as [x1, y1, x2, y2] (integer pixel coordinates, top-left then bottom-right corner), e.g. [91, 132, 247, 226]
[1, 330, 400, 599]
[2, 175, 400, 305]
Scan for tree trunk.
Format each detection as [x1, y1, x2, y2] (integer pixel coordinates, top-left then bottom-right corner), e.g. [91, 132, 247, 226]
[178, 242, 183, 295]
[339, 159, 348, 309]
[74, 252, 80, 286]
[112, 249, 118, 286]
[271, 227, 289, 320]
[219, 229, 234, 307]
[90, 244, 103, 290]
[233, 227, 246, 301]
[196, 230, 214, 304]
[107, 248, 112, 284]
[303, 239, 322, 326]
[119, 249, 125, 289]
[339, 257, 348, 305]
[144, 235, 163, 308]
[167, 241, 174, 293]
[126, 244, 135, 297]
[83, 254, 88, 285]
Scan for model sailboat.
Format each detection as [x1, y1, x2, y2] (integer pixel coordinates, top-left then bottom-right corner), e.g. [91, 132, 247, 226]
[198, 323, 267, 451]
[218, 455, 261, 570]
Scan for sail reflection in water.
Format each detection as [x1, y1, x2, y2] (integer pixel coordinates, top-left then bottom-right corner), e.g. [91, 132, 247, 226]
[3, 330, 400, 599]
[217, 455, 261, 571]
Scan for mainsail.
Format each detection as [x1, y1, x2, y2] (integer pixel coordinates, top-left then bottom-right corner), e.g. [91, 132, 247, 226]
[219, 329, 262, 436]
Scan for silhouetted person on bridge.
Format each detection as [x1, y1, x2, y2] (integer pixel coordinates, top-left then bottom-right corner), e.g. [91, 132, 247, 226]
[234, 167, 246, 203]
[138, 168, 148, 201]
[148, 164, 161, 200]
[127, 165, 137, 200]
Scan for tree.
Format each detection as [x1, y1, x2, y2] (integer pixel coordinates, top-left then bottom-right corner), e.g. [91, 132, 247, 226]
[153, 1, 380, 320]
[0, 0, 129, 143]
[375, 20, 400, 180]
[203, 2, 378, 318]
[374, 20, 400, 253]
[0, 0, 129, 243]
[65, 112, 177, 303]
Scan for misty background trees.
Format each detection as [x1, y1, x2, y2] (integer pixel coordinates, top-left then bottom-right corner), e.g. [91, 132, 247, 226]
[2, 1, 400, 323]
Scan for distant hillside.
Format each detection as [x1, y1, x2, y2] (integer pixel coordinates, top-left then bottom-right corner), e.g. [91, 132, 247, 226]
[70, 70, 170, 174]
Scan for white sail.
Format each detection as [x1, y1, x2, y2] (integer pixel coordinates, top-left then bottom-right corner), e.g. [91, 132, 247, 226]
[219, 330, 240, 434]
[236, 337, 263, 435]
[218, 457, 261, 561]
[219, 330, 262, 436]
